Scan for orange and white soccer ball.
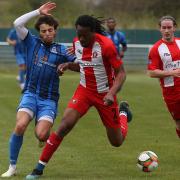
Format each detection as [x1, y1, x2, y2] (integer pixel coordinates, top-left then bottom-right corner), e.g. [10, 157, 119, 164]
[137, 151, 158, 172]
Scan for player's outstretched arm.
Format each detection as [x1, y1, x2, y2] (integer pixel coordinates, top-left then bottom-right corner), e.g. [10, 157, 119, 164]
[14, 2, 56, 40]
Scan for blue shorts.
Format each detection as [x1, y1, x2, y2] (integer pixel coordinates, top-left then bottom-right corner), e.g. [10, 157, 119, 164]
[15, 53, 25, 66]
[18, 91, 58, 123]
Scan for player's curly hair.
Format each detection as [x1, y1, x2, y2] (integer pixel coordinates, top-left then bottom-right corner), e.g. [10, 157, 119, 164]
[35, 15, 59, 31]
[158, 15, 177, 27]
[75, 15, 106, 35]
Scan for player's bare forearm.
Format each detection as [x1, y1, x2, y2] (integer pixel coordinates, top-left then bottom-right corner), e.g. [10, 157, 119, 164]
[67, 62, 80, 72]
[6, 38, 16, 46]
[122, 45, 127, 52]
[57, 62, 80, 75]
[109, 65, 126, 96]
[147, 69, 180, 78]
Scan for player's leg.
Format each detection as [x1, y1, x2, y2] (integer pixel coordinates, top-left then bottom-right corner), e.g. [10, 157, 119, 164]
[34, 98, 58, 147]
[16, 54, 26, 90]
[26, 85, 90, 179]
[175, 119, 180, 137]
[1, 93, 35, 178]
[19, 64, 26, 90]
[96, 95, 132, 147]
[35, 120, 53, 147]
[26, 108, 82, 180]
[106, 101, 132, 146]
[1, 110, 32, 178]
[165, 100, 180, 138]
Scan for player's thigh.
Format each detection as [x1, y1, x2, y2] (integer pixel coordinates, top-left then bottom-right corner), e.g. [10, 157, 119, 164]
[15, 111, 32, 134]
[95, 96, 123, 146]
[165, 100, 180, 120]
[15, 92, 36, 133]
[18, 91, 37, 117]
[36, 98, 58, 124]
[105, 126, 124, 146]
[67, 85, 91, 116]
[95, 96, 120, 129]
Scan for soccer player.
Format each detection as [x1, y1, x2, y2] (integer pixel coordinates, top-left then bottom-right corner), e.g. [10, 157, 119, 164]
[106, 17, 127, 58]
[1, 2, 75, 178]
[25, 13, 132, 179]
[148, 16, 180, 138]
[7, 28, 26, 90]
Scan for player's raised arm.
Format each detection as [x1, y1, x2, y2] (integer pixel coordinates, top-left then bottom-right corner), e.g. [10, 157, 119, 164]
[13, 2, 56, 40]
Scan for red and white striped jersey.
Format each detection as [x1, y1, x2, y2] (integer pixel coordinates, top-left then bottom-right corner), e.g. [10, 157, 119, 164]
[148, 37, 180, 101]
[73, 33, 123, 93]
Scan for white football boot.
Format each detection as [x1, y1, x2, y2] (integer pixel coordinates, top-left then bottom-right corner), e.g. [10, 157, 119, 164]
[1, 164, 17, 177]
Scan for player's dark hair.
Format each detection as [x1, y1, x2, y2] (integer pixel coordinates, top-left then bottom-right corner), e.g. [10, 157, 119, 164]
[158, 15, 177, 27]
[75, 15, 106, 35]
[35, 15, 59, 31]
[107, 17, 116, 23]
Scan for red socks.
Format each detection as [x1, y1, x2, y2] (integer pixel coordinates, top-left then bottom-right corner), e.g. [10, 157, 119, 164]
[119, 113, 128, 139]
[39, 132, 63, 163]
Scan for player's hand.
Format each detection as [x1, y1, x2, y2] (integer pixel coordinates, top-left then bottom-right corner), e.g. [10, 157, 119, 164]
[103, 93, 114, 106]
[11, 40, 17, 46]
[57, 63, 69, 76]
[172, 68, 180, 77]
[119, 51, 124, 58]
[39, 2, 56, 15]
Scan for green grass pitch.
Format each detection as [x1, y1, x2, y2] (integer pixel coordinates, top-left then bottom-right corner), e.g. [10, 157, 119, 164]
[0, 71, 180, 180]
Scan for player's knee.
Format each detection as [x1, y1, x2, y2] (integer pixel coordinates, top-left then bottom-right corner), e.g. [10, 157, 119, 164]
[56, 121, 74, 137]
[111, 141, 123, 147]
[109, 139, 124, 147]
[36, 131, 49, 141]
[14, 122, 27, 135]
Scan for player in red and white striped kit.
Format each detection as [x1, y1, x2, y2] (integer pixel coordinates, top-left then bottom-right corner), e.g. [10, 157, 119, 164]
[148, 15, 180, 138]
[26, 11, 132, 179]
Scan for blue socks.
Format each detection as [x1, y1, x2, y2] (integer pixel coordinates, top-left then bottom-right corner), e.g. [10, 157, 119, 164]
[9, 133, 23, 165]
[36, 162, 45, 171]
[19, 69, 26, 84]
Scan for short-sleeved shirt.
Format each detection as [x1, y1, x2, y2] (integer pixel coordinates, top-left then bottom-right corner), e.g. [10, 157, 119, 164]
[7, 29, 25, 56]
[148, 38, 180, 102]
[106, 31, 127, 54]
[73, 33, 123, 94]
[23, 31, 75, 102]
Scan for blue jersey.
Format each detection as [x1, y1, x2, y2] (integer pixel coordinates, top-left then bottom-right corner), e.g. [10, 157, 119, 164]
[106, 31, 127, 54]
[23, 32, 75, 102]
[7, 29, 25, 56]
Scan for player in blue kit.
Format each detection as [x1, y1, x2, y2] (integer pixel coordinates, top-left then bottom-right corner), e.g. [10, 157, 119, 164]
[106, 17, 127, 58]
[7, 28, 26, 90]
[1, 2, 75, 178]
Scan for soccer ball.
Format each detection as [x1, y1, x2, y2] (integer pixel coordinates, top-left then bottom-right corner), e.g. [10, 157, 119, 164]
[137, 151, 158, 172]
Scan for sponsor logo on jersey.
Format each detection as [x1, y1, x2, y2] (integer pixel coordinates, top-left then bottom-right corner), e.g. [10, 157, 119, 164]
[51, 46, 58, 54]
[164, 53, 171, 56]
[72, 99, 78, 104]
[165, 60, 180, 69]
[77, 49, 82, 54]
[92, 51, 98, 58]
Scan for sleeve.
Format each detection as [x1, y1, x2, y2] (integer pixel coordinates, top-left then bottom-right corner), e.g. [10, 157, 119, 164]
[118, 32, 127, 46]
[105, 41, 123, 69]
[60, 45, 76, 63]
[147, 46, 162, 70]
[13, 10, 40, 40]
[23, 31, 36, 48]
[7, 29, 15, 40]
